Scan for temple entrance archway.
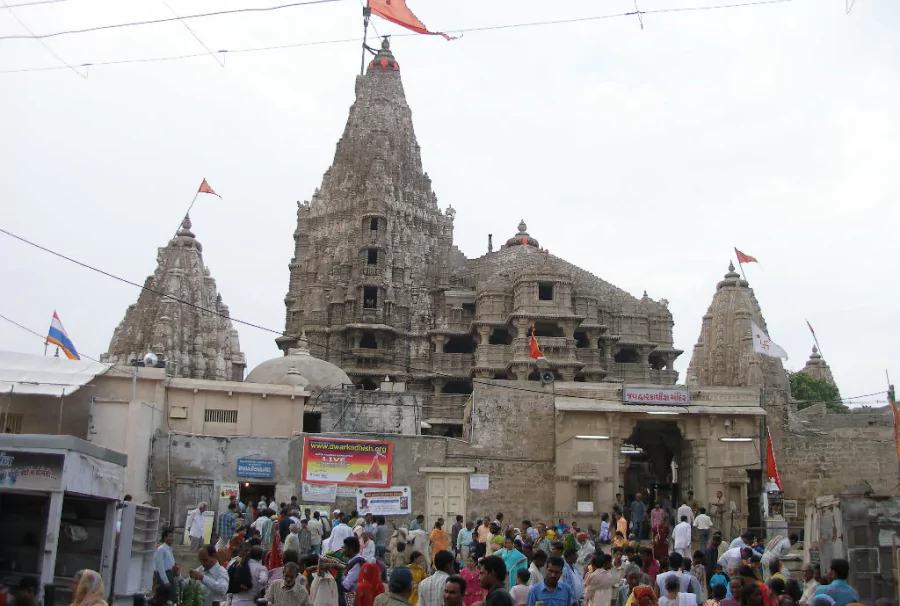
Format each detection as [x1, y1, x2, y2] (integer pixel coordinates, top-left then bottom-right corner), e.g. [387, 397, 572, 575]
[622, 420, 686, 509]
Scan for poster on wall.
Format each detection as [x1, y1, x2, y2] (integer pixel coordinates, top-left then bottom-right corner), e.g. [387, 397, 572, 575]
[469, 474, 489, 490]
[219, 482, 240, 500]
[302, 437, 393, 487]
[356, 486, 411, 516]
[0, 451, 64, 491]
[302, 482, 338, 503]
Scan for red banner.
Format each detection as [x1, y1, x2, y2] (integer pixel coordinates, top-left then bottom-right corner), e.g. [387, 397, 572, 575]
[302, 437, 393, 487]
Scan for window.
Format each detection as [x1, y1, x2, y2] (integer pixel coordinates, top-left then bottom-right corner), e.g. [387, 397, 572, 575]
[369, 217, 378, 230]
[576, 482, 592, 502]
[462, 302, 476, 314]
[359, 377, 378, 391]
[204, 409, 237, 423]
[649, 353, 665, 370]
[538, 282, 554, 301]
[574, 331, 589, 348]
[360, 331, 378, 349]
[443, 335, 475, 354]
[533, 322, 563, 337]
[303, 412, 322, 433]
[367, 249, 378, 265]
[2, 413, 23, 434]
[614, 347, 639, 363]
[363, 286, 378, 309]
[442, 380, 473, 395]
[489, 328, 512, 345]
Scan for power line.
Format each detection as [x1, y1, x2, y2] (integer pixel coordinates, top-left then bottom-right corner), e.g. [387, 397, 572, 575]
[0, 0, 349, 41]
[1, 0, 69, 8]
[160, 0, 224, 68]
[1, 0, 85, 78]
[0, 0, 801, 74]
[0, 225, 889, 406]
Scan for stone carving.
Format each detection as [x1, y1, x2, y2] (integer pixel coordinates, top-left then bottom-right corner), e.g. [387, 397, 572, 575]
[101, 216, 246, 381]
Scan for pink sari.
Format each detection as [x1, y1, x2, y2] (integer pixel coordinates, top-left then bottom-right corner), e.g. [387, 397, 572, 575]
[460, 567, 485, 606]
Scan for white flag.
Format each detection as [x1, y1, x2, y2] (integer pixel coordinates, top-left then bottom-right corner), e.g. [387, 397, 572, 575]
[751, 321, 788, 359]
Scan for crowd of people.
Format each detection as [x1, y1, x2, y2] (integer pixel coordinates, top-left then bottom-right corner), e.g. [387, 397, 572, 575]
[148, 493, 881, 606]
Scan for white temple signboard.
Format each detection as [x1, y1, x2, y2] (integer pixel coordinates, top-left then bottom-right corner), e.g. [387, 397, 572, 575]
[622, 386, 690, 405]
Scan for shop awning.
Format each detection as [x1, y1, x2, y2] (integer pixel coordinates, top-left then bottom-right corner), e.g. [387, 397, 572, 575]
[0, 350, 111, 397]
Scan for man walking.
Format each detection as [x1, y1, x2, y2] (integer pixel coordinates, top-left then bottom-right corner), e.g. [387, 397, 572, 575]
[217, 502, 238, 550]
[630, 493, 648, 542]
[309, 511, 325, 556]
[692, 508, 712, 550]
[456, 521, 474, 564]
[191, 544, 229, 606]
[419, 550, 455, 606]
[673, 516, 692, 558]
[187, 502, 208, 551]
[153, 528, 178, 606]
[563, 548, 584, 605]
[526, 555, 574, 606]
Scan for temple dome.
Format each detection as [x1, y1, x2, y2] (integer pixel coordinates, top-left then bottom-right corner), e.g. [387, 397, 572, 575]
[504, 220, 540, 249]
[246, 335, 350, 391]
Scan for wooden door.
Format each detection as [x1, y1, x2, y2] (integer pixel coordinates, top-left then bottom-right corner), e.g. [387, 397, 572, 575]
[172, 477, 215, 529]
[426, 475, 466, 529]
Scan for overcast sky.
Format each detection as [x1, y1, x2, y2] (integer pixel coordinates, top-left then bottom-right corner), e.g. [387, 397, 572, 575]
[1, 0, 897, 405]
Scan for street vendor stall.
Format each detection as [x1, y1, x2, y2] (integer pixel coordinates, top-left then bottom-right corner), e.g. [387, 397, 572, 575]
[0, 434, 126, 605]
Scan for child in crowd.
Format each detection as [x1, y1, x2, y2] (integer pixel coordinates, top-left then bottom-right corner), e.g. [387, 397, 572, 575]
[510, 569, 531, 606]
[710, 565, 730, 597]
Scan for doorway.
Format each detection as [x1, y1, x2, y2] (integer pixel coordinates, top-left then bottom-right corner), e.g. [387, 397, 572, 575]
[622, 421, 684, 504]
[239, 483, 276, 510]
[425, 475, 466, 530]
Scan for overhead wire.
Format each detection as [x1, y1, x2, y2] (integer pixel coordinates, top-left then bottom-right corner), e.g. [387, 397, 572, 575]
[1, 0, 69, 7]
[0, 0, 800, 75]
[0, 225, 889, 406]
[0, 0, 85, 77]
[160, 0, 224, 68]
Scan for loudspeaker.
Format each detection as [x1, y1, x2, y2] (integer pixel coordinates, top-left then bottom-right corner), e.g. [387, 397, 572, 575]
[540, 371, 555, 384]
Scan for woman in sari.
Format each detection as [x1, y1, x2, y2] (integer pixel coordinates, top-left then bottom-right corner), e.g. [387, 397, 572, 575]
[355, 562, 385, 606]
[460, 554, 485, 606]
[486, 523, 503, 556]
[497, 537, 527, 590]
[70, 570, 107, 606]
[408, 552, 428, 605]
[653, 520, 670, 563]
[583, 554, 614, 606]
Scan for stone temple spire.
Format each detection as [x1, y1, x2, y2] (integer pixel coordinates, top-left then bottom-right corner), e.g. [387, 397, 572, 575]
[101, 215, 246, 381]
[281, 38, 454, 388]
[686, 262, 788, 391]
[801, 345, 837, 387]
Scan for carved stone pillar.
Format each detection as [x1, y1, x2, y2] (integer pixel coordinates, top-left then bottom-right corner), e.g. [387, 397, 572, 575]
[690, 439, 709, 507]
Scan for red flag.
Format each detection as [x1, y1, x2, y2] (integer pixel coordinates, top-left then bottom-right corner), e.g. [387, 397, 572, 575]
[198, 178, 221, 198]
[369, 0, 455, 40]
[529, 327, 545, 361]
[734, 247, 758, 264]
[766, 428, 783, 491]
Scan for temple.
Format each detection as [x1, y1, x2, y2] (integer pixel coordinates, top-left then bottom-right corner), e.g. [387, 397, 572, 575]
[101, 215, 246, 381]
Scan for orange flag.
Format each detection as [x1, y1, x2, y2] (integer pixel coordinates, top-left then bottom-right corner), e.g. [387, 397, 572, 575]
[766, 427, 783, 491]
[198, 178, 221, 198]
[529, 326, 545, 361]
[889, 386, 900, 461]
[369, 0, 454, 40]
[734, 247, 758, 264]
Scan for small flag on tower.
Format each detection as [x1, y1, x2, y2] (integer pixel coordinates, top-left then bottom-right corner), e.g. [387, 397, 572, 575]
[751, 320, 789, 360]
[198, 178, 221, 198]
[529, 326, 545, 361]
[46, 311, 80, 360]
[766, 427, 783, 491]
[369, 0, 455, 40]
[734, 247, 758, 264]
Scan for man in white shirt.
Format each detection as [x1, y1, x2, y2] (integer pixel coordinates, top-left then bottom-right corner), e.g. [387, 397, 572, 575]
[761, 534, 799, 580]
[308, 512, 325, 556]
[717, 546, 752, 576]
[190, 544, 229, 606]
[418, 549, 455, 606]
[673, 516, 692, 558]
[154, 528, 178, 605]
[729, 532, 754, 550]
[692, 508, 713, 548]
[326, 514, 355, 553]
[284, 524, 301, 554]
[655, 553, 692, 596]
[799, 564, 820, 606]
[677, 503, 694, 526]
[187, 502, 208, 551]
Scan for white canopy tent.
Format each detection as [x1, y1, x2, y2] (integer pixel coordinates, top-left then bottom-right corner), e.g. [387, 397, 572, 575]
[0, 350, 111, 397]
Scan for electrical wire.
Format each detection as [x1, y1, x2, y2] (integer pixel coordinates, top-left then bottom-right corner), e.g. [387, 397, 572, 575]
[1, 0, 68, 7]
[0, 0, 800, 75]
[160, 0, 224, 68]
[0, 0, 349, 41]
[1, 0, 85, 77]
[0, 225, 889, 406]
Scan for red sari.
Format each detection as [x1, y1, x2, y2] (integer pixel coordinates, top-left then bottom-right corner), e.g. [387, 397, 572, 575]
[356, 563, 385, 606]
[265, 531, 284, 569]
[653, 523, 670, 562]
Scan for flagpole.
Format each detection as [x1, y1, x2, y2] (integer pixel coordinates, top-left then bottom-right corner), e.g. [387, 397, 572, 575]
[177, 190, 201, 236]
[360, 0, 370, 76]
[736, 257, 747, 282]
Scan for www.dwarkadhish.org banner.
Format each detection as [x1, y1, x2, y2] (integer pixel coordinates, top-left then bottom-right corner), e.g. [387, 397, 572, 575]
[301, 437, 393, 487]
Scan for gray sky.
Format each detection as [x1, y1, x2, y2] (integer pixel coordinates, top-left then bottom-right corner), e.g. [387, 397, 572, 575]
[2, 0, 897, 405]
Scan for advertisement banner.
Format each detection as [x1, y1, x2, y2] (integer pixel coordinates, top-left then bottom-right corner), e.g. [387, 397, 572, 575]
[622, 386, 690, 405]
[0, 451, 64, 491]
[302, 437, 392, 487]
[219, 482, 240, 500]
[237, 458, 274, 479]
[356, 486, 411, 516]
[302, 482, 338, 503]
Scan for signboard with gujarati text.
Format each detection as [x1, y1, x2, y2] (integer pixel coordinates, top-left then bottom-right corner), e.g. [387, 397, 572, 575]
[356, 486, 411, 516]
[622, 386, 690, 405]
[237, 458, 274, 479]
[302, 437, 392, 487]
[0, 451, 64, 491]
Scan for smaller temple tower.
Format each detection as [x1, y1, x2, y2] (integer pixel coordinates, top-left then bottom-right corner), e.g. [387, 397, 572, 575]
[687, 262, 788, 392]
[101, 216, 246, 381]
[800, 345, 837, 387]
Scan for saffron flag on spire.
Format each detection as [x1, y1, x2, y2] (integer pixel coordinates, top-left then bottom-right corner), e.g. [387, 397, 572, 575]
[369, 0, 455, 40]
[46, 311, 80, 360]
[198, 178, 221, 198]
[750, 320, 789, 360]
[734, 247, 758, 264]
[529, 326, 545, 361]
[889, 386, 900, 461]
[766, 427, 783, 491]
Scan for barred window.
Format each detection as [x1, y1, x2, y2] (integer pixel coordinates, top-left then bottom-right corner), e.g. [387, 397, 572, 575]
[204, 409, 238, 423]
[2, 413, 23, 433]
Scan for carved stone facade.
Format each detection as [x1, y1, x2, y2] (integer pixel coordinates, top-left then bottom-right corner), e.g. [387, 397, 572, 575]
[686, 263, 788, 392]
[101, 216, 246, 381]
[282, 40, 682, 392]
[800, 346, 837, 387]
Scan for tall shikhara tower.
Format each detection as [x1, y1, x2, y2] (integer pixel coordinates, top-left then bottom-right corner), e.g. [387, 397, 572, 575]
[281, 39, 455, 390]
